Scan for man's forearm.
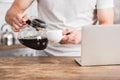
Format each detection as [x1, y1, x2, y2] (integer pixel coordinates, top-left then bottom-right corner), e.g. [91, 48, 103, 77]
[12, 0, 33, 12]
[97, 8, 114, 25]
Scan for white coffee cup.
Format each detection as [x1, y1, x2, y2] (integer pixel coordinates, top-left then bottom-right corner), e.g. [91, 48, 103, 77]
[46, 30, 63, 43]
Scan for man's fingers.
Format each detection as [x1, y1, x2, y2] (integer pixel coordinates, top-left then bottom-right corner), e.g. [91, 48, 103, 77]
[16, 14, 24, 23]
[60, 35, 68, 44]
[16, 14, 29, 24]
[23, 14, 30, 21]
[63, 28, 75, 35]
[60, 31, 80, 44]
[13, 17, 23, 27]
[12, 22, 20, 32]
[22, 14, 30, 24]
[11, 14, 30, 32]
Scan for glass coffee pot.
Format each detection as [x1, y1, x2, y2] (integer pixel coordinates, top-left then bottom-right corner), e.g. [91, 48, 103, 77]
[18, 18, 48, 50]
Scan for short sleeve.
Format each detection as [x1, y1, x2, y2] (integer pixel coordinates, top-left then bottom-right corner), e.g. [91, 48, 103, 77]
[97, 0, 114, 9]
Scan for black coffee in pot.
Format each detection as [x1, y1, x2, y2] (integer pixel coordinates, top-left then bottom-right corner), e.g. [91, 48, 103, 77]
[19, 38, 48, 50]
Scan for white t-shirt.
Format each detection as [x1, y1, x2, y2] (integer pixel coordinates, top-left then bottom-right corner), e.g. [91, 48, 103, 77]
[36, 0, 114, 56]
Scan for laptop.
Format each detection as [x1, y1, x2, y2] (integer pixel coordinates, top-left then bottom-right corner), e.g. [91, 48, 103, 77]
[75, 25, 120, 66]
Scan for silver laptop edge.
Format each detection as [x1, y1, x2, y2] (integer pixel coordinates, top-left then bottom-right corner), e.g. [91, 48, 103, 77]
[75, 25, 120, 66]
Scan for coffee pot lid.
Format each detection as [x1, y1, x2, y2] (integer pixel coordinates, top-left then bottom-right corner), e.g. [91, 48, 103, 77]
[26, 19, 47, 31]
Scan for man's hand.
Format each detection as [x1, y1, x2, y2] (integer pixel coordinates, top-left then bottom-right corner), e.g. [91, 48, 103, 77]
[7, 13, 29, 32]
[60, 28, 82, 44]
[5, 0, 33, 32]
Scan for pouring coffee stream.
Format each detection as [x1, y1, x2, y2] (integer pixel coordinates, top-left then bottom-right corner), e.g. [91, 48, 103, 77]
[18, 19, 48, 50]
